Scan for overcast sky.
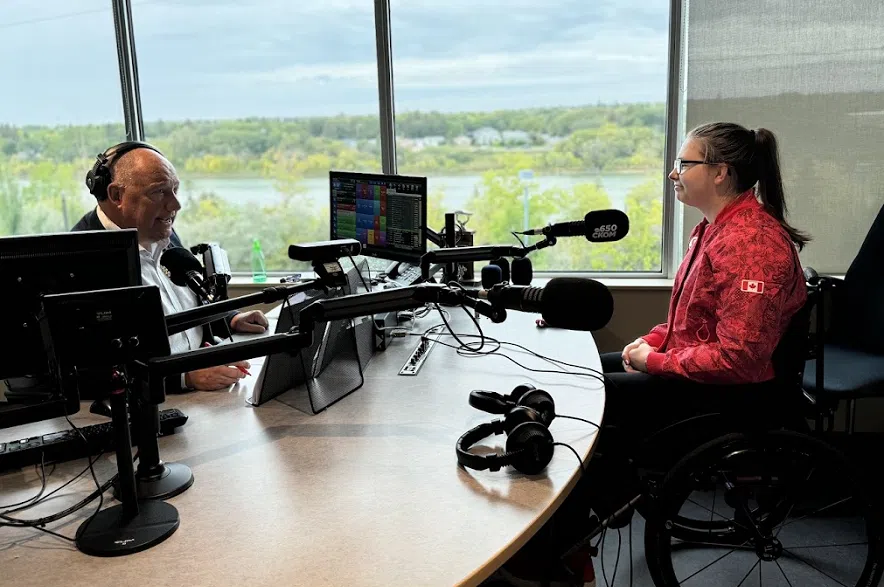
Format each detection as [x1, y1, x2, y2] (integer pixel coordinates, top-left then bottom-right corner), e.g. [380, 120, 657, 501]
[0, 0, 669, 125]
[1, 0, 881, 126]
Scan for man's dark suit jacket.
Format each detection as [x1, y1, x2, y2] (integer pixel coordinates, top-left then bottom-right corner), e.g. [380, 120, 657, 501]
[71, 208, 236, 394]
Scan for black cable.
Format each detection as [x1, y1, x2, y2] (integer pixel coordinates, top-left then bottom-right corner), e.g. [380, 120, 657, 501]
[445, 282, 487, 352]
[611, 527, 622, 587]
[433, 297, 486, 354]
[61, 414, 104, 536]
[553, 442, 585, 473]
[420, 331, 607, 384]
[555, 414, 601, 431]
[511, 231, 527, 248]
[0, 454, 47, 511]
[8, 452, 103, 515]
[629, 514, 634, 587]
[346, 254, 372, 293]
[0, 413, 108, 536]
[497, 340, 606, 377]
[426, 334, 607, 384]
[600, 528, 609, 587]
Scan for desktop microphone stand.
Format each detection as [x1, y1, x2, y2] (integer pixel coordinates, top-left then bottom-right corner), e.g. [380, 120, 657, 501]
[418, 236, 556, 282]
[76, 367, 179, 556]
[117, 382, 194, 501]
[124, 279, 326, 501]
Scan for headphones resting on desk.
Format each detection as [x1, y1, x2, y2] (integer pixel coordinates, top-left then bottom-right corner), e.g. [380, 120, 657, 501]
[85, 141, 163, 201]
[456, 383, 557, 475]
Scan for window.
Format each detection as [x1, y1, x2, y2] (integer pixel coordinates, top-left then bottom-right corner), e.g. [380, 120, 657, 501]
[684, 0, 884, 273]
[133, 0, 383, 273]
[0, 1, 125, 237]
[390, 0, 671, 272]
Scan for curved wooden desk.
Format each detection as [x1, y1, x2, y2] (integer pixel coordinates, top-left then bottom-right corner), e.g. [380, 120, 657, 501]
[0, 309, 604, 587]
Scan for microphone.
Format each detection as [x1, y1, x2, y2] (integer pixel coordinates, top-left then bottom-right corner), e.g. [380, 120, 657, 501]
[490, 257, 510, 282]
[520, 209, 629, 242]
[481, 264, 503, 289]
[475, 278, 613, 331]
[160, 247, 212, 302]
[511, 257, 533, 285]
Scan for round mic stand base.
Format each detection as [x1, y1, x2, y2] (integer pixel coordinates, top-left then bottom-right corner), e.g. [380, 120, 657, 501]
[75, 499, 179, 557]
[114, 398, 194, 501]
[114, 462, 194, 501]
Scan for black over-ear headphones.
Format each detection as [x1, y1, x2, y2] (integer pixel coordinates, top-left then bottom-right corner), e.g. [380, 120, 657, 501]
[456, 383, 556, 475]
[85, 141, 163, 201]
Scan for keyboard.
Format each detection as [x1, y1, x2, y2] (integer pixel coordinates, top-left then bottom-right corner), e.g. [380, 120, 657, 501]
[0, 408, 188, 473]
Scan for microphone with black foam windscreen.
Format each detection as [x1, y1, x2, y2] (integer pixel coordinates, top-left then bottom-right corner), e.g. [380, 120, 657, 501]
[471, 277, 613, 331]
[511, 257, 533, 285]
[490, 257, 510, 282]
[519, 209, 629, 242]
[160, 247, 212, 303]
[481, 264, 503, 289]
[161, 247, 233, 341]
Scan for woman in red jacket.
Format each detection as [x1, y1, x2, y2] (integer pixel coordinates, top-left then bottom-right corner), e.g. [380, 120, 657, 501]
[588, 121, 811, 523]
[503, 123, 811, 583]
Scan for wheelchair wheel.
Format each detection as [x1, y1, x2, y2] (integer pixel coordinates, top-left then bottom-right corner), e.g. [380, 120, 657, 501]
[645, 430, 883, 587]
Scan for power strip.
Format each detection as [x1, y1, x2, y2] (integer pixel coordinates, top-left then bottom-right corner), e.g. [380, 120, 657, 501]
[398, 336, 436, 375]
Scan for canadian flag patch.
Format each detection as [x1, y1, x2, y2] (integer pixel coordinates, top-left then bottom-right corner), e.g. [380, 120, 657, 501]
[741, 279, 764, 294]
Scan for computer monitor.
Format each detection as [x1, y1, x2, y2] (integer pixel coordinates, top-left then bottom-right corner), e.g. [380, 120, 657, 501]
[329, 171, 427, 264]
[0, 229, 141, 429]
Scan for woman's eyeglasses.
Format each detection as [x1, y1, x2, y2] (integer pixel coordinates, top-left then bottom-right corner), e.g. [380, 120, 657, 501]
[673, 158, 721, 174]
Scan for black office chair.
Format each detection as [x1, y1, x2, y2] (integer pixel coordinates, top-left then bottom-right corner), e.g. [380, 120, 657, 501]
[803, 201, 884, 434]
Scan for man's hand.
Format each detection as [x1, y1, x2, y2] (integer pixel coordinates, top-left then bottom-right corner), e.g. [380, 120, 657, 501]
[184, 362, 251, 391]
[627, 343, 653, 373]
[230, 310, 269, 334]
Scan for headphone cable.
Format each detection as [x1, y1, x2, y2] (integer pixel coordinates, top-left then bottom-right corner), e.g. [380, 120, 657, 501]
[552, 442, 585, 473]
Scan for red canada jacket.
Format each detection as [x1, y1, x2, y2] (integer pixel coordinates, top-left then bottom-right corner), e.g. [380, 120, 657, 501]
[643, 191, 806, 384]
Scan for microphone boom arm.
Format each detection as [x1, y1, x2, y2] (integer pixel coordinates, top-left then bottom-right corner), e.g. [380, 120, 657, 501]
[165, 280, 325, 335]
[148, 283, 504, 392]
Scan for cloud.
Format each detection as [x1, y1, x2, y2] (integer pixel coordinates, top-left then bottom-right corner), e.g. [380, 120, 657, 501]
[220, 33, 667, 90]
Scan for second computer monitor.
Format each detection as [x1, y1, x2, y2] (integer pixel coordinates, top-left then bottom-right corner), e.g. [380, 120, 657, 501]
[329, 171, 427, 264]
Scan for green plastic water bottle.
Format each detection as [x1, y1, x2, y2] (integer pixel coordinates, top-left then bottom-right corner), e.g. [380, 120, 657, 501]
[251, 238, 267, 283]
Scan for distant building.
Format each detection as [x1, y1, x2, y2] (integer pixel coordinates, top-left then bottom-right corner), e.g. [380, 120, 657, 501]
[452, 135, 472, 147]
[413, 135, 445, 149]
[471, 127, 502, 146]
[501, 130, 531, 145]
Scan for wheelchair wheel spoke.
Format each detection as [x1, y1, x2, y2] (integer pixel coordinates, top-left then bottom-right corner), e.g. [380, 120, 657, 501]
[735, 559, 760, 587]
[787, 541, 867, 550]
[782, 548, 851, 587]
[775, 496, 853, 534]
[674, 539, 754, 550]
[774, 467, 816, 538]
[685, 497, 752, 532]
[774, 560, 795, 587]
[676, 540, 750, 584]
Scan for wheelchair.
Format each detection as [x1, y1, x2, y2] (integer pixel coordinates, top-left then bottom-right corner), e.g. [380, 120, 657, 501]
[567, 269, 884, 587]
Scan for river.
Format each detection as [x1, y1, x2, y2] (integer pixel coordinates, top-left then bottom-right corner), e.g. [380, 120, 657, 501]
[176, 173, 655, 213]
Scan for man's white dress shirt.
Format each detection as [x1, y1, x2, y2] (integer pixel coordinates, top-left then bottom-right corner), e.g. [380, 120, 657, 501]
[96, 207, 204, 387]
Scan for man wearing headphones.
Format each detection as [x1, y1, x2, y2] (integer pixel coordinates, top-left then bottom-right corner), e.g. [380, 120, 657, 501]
[72, 141, 269, 392]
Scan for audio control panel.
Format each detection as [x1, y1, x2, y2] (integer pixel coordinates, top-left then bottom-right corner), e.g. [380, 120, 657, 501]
[398, 336, 436, 375]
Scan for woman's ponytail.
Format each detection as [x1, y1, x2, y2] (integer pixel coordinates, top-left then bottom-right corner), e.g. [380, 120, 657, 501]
[753, 128, 810, 251]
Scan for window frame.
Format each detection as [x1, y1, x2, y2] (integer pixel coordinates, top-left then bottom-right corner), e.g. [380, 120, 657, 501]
[115, 0, 684, 279]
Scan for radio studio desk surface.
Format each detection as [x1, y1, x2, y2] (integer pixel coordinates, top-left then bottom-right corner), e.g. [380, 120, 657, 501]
[0, 307, 605, 587]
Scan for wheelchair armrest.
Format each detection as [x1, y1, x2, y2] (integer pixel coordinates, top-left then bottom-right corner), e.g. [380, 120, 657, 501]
[804, 267, 843, 290]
